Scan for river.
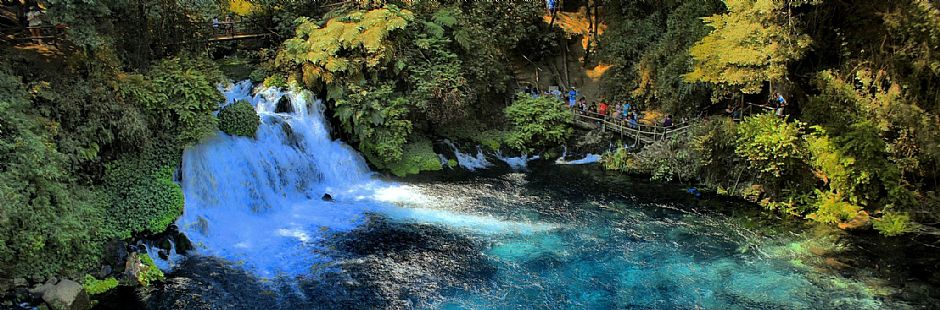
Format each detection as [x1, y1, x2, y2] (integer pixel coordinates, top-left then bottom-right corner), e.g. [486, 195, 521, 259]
[98, 82, 939, 309]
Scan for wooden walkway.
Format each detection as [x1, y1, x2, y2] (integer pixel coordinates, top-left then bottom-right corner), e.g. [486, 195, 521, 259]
[569, 111, 692, 144]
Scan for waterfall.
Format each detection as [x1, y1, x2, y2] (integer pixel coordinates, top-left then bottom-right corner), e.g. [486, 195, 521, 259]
[496, 151, 539, 170]
[176, 81, 557, 278]
[444, 140, 492, 171]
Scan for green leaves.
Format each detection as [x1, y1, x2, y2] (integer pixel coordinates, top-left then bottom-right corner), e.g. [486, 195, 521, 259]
[335, 83, 413, 163]
[687, 0, 817, 97]
[219, 100, 261, 137]
[503, 94, 572, 153]
[277, 5, 414, 89]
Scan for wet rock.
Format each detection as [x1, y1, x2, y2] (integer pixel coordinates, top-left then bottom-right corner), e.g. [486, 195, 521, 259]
[41, 279, 89, 310]
[124, 253, 142, 283]
[97, 265, 113, 278]
[321, 193, 334, 202]
[158, 238, 173, 252]
[275, 96, 293, 114]
[174, 233, 194, 255]
[158, 249, 170, 260]
[105, 240, 128, 269]
[29, 282, 55, 296]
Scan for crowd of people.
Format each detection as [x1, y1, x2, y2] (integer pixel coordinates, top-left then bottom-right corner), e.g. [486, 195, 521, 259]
[522, 84, 789, 129]
[522, 85, 673, 129]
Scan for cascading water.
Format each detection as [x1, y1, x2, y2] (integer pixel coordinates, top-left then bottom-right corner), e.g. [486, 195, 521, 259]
[175, 81, 554, 278]
[444, 140, 492, 171]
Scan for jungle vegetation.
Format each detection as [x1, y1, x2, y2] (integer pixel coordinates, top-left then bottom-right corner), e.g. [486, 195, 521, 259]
[1, 0, 938, 286]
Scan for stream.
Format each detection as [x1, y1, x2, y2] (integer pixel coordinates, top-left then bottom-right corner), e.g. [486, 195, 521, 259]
[98, 82, 939, 309]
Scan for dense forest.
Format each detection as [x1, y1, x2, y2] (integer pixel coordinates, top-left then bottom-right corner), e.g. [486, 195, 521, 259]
[1, 0, 938, 305]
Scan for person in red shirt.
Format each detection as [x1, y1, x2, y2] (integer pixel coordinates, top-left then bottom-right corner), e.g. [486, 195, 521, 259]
[598, 101, 609, 118]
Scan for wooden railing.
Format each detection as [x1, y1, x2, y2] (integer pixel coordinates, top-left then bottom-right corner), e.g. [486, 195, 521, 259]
[569, 110, 692, 144]
[0, 25, 66, 45]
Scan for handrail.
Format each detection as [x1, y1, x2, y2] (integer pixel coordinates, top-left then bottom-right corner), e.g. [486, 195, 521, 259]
[569, 110, 692, 142]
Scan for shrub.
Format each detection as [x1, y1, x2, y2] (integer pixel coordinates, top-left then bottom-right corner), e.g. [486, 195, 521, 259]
[218, 100, 260, 137]
[104, 155, 184, 239]
[83, 275, 119, 295]
[137, 254, 165, 286]
[873, 212, 912, 236]
[503, 94, 571, 152]
[380, 138, 443, 177]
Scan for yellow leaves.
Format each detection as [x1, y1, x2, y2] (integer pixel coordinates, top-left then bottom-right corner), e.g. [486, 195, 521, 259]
[688, 0, 815, 96]
[279, 6, 413, 88]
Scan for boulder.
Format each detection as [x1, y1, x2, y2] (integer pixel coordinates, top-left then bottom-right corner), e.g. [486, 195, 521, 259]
[13, 278, 27, 288]
[97, 265, 113, 278]
[29, 282, 55, 296]
[174, 233, 193, 254]
[41, 279, 89, 310]
[124, 253, 142, 284]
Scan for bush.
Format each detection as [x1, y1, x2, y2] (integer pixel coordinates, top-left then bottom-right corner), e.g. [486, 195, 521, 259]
[83, 275, 119, 295]
[503, 94, 571, 152]
[218, 100, 260, 137]
[137, 253, 165, 286]
[104, 155, 184, 239]
[379, 138, 443, 177]
[873, 212, 912, 236]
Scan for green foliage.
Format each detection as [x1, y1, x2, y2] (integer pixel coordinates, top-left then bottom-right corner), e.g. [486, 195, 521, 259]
[219, 100, 260, 137]
[379, 137, 443, 177]
[503, 94, 572, 153]
[600, 0, 722, 116]
[873, 212, 913, 236]
[809, 190, 862, 224]
[137, 253, 165, 286]
[619, 131, 701, 183]
[603, 147, 633, 172]
[686, 0, 818, 96]
[0, 68, 107, 278]
[83, 275, 119, 295]
[103, 154, 184, 239]
[690, 118, 740, 187]
[735, 114, 807, 181]
[336, 84, 412, 163]
[145, 57, 225, 145]
[278, 5, 415, 92]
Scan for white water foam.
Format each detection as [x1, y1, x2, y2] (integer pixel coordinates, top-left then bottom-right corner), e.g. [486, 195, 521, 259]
[496, 151, 539, 170]
[555, 153, 602, 165]
[444, 141, 492, 171]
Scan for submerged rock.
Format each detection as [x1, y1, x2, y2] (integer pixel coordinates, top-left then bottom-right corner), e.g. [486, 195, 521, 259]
[41, 279, 89, 310]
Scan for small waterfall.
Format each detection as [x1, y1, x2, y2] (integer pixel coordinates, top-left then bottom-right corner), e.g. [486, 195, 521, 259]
[176, 81, 557, 278]
[555, 146, 601, 165]
[555, 153, 602, 165]
[496, 151, 539, 170]
[444, 140, 492, 171]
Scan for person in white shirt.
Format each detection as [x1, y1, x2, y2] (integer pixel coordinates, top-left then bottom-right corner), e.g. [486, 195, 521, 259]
[27, 6, 43, 43]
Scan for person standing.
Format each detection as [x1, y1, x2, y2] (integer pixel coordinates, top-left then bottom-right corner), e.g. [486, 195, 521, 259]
[663, 115, 674, 128]
[598, 101, 609, 119]
[775, 92, 787, 118]
[27, 6, 42, 43]
[568, 88, 577, 108]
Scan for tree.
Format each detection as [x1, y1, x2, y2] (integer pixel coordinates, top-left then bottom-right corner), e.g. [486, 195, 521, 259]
[686, 0, 818, 97]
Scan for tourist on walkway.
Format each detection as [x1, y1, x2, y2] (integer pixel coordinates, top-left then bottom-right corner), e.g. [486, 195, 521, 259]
[663, 115, 674, 128]
[568, 88, 577, 108]
[598, 101, 609, 119]
[27, 6, 42, 43]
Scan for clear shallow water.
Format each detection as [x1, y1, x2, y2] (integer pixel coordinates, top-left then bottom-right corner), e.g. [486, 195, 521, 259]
[141, 82, 939, 309]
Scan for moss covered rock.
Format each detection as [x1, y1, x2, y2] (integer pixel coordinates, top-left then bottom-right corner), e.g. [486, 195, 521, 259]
[82, 275, 118, 295]
[218, 100, 260, 137]
[379, 138, 442, 177]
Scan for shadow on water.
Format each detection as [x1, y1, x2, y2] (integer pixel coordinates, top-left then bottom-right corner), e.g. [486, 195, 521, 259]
[101, 162, 940, 309]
